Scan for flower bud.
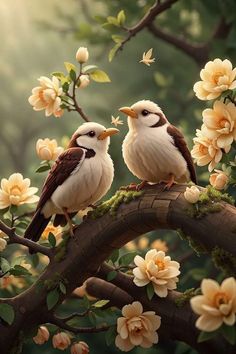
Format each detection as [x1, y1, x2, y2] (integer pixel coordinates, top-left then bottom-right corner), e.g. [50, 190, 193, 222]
[71, 341, 89, 354]
[36, 138, 64, 161]
[78, 75, 90, 89]
[209, 170, 229, 190]
[184, 186, 200, 204]
[52, 332, 71, 350]
[33, 326, 50, 345]
[76, 47, 89, 64]
[0, 238, 7, 252]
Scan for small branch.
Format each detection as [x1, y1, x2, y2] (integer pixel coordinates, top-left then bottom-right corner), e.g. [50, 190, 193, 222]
[0, 220, 53, 258]
[66, 77, 90, 122]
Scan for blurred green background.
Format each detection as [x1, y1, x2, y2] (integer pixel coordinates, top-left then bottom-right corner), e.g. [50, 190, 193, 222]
[1, 0, 236, 353]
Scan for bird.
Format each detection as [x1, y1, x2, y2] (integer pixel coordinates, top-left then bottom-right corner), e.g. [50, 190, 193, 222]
[119, 100, 196, 190]
[24, 122, 119, 242]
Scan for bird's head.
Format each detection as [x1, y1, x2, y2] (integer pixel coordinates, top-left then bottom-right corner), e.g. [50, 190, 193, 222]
[68, 122, 119, 153]
[119, 100, 167, 131]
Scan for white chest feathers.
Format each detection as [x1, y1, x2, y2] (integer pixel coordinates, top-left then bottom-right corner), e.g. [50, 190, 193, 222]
[122, 124, 189, 183]
[43, 152, 114, 217]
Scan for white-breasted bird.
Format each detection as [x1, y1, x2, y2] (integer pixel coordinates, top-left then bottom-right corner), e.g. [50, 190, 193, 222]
[119, 100, 196, 190]
[24, 122, 119, 242]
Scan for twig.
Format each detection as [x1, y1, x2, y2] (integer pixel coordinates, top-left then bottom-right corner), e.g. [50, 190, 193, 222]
[0, 220, 53, 259]
[66, 74, 90, 122]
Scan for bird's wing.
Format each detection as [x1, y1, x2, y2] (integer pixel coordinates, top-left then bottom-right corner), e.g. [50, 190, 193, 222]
[36, 147, 86, 210]
[167, 125, 197, 183]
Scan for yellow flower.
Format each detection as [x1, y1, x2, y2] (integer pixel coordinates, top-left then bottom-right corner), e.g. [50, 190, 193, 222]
[36, 138, 64, 161]
[52, 332, 71, 350]
[202, 101, 236, 150]
[184, 186, 200, 204]
[0, 238, 7, 252]
[76, 47, 89, 63]
[191, 128, 223, 172]
[151, 239, 168, 253]
[133, 250, 180, 297]
[1, 275, 26, 290]
[0, 173, 39, 209]
[115, 301, 161, 351]
[0, 230, 7, 238]
[193, 58, 236, 100]
[41, 222, 62, 241]
[139, 48, 155, 66]
[71, 341, 89, 354]
[111, 115, 123, 127]
[125, 240, 136, 251]
[190, 277, 236, 332]
[209, 169, 229, 190]
[33, 326, 50, 345]
[78, 74, 90, 89]
[28, 76, 64, 118]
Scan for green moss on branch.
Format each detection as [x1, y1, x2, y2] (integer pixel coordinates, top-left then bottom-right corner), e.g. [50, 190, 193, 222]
[211, 246, 236, 276]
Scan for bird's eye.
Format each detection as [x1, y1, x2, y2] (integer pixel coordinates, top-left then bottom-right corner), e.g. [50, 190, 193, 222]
[88, 131, 96, 137]
[141, 109, 149, 116]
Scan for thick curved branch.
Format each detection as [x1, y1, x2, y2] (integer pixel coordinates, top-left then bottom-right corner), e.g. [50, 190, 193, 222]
[0, 184, 235, 353]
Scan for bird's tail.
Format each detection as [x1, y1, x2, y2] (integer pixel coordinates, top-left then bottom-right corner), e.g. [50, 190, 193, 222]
[24, 209, 50, 242]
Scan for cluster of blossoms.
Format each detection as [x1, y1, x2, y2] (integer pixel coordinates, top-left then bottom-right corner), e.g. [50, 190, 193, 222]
[190, 277, 236, 332]
[125, 235, 168, 253]
[191, 58, 236, 179]
[33, 327, 89, 354]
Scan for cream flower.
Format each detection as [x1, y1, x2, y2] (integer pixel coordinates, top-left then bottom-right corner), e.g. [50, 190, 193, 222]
[209, 169, 229, 190]
[36, 138, 64, 161]
[151, 239, 168, 253]
[52, 332, 71, 350]
[28, 76, 64, 118]
[71, 341, 89, 354]
[111, 115, 123, 127]
[190, 277, 236, 332]
[0, 238, 7, 252]
[184, 186, 200, 204]
[78, 75, 90, 89]
[76, 47, 89, 63]
[0, 173, 39, 209]
[33, 326, 50, 345]
[202, 101, 236, 149]
[1, 275, 26, 289]
[41, 222, 62, 241]
[133, 250, 180, 297]
[115, 301, 161, 352]
[193, 58, 236, 100]
[191, 128, 223, 172]
[139, 48, 155, 66]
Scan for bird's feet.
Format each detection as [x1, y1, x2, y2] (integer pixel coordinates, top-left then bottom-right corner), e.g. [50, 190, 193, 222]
[120, 181, 148, 191]
[161, 174, 176, 191]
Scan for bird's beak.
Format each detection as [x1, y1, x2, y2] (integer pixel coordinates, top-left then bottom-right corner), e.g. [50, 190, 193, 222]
[98, 128, 119, 140]
[119, 106, 138, 119]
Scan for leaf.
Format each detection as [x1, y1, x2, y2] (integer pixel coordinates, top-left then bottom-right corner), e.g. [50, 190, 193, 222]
[108, 43, 121, 62]
[111, 35, 124, 43]
[107, 16, 119, 26]
[51, 71, 66, 80]
[0, 257, 10, 273]
[118, 252, 136, 266]
[0, 207, 9, 215]
[69, 69, 77, 82]
[94, 15, 107, 24]
[146, 283, 155, 300]
[48, 232, 56, 248]
[117, 10, 126, 25]
[9, 205, 18, 214]
[92, 299, 110, 308]
[47, 289, 59, 310]
[107, 271, 117, 281]
[82, 65, 98, 74]
[197, 330, 218, 343]
[88, 311, 97, 326]
[59, 282, 66, 295]
[105, 325, 117, 346]
[0, 303, 15, 325]
[108, 249, 119, 264]
[35, 165, 51, 173]
[82, 295, 90, 310]
[10, 265, 31, 276]
[221, 324, 236, 345]
[62, 81, 70, 93]
[64, 61, 76, 73]
[90, 69, 111, 83]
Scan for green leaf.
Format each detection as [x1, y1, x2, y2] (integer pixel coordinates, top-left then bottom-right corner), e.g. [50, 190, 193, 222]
[0, 207, 9, 215]
[64, 61, 76, 73]
[105, 325, 117, 346]
[111, 35, 124, 43]
[82, 65, 98, 74]
[107, 271, 117, 281]
[197, 330, 218, 343]
[59, 282, 66, 295]
[107, 16, 119, 26]
[108, 249, 119, 264]
[51, 72, 66, 80]
[146, 283, 155, 300]
[62, 81, 70, 93]
[90, 69, 111, 83]
[0, 257, 10, 273]
[88, 311, 97, 326]
[221, 324, 236, 345]
[35, 165, 51, 173]
[92, 299, 110, 308]
[108, 43, 121, 62]
[10, 265, 31, 276]
[0, 303, 15, 325]
[69, 69, 77, 82]
[118, 252, 136, 266]
[94, 15, 107, 24]
[48, 232, 56, 248]
[117, 10, 126, 25]
[9, 205, 18, 214]
[47, 289, 59, 310]
[82, 295, 90, 310]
